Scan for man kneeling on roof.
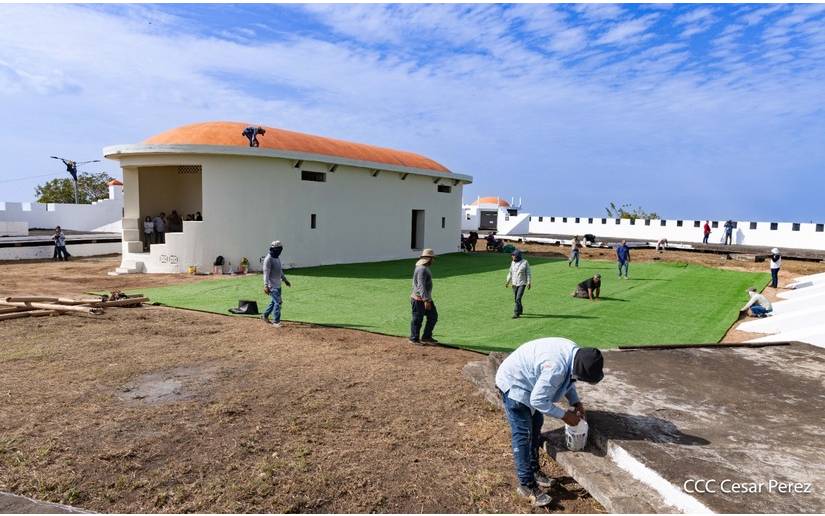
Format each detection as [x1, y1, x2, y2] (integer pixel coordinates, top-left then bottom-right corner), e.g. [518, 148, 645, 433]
[742, 287, 772, 318]
[572, 274, 601, 300]
[496, 337, 604, 507]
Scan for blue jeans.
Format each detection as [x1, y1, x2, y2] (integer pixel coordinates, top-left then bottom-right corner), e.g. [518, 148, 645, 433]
[770, 268, 779, 288]
[263, 287, 282, 322]
[751, 305, 772, 316]
[410, 299, 437, 340]
[513, 285, 526, 316]
[501, 390, 543, 487]
[618, 261, 629, 277]
[569, 250, 579, 267]
[703, 234, 709, 244]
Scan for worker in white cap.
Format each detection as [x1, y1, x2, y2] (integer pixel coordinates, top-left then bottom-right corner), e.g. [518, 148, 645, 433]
[262, 240, 291, 327]
[769, 247, 781, 288]
[409, 249, 438, 345]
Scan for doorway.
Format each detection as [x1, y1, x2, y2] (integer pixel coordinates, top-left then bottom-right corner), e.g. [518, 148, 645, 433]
[480, 210, 497, 230]
[411, 210, 425, 249]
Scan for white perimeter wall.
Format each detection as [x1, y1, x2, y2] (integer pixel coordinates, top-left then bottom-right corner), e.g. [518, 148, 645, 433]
[0, 241, 121, 261]
[0, 221, 28, 237]
[518, 215, 825, 250]
[117, 154, 464, 273]
[0, 185, 123, 232]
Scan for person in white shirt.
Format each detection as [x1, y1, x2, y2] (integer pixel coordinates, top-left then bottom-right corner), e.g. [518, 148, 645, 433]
[742, 287, 772, 317]
[769, 248, 781, 288]
[495, 337, 604, 507]
[143, 216, 154, 250]
[505, 250, 532, 319]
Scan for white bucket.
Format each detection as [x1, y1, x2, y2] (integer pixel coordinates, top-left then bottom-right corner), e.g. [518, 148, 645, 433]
[565, 419, 589, 451]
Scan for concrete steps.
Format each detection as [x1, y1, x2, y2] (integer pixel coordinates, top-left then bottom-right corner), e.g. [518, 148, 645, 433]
[110, 260, 144, 275]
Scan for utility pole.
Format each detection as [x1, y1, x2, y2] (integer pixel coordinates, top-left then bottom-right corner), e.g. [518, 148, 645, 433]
[50, 156, 100, 203]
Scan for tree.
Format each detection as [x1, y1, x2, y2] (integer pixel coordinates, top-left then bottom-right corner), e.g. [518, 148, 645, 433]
[605, 202, 661, 221]
[35, 172, 115, 204]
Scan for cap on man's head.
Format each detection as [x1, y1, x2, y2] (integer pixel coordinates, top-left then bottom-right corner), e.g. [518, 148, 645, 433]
[270, 240, 283, 248]
[573, 348, 604, 384]
[771, 248, 779, 254]
[420, 248, 435, 258]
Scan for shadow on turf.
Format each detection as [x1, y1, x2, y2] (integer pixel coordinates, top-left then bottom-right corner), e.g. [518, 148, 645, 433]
[519, 314, 597, 319]
[291, 253, 565, 280]
[597, 296, 629, 302]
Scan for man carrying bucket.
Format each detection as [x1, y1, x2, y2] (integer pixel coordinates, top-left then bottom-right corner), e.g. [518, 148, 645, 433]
[495, 337, 604, 507]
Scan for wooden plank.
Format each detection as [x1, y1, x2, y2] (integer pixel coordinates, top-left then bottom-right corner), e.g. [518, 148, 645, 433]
[0, 306, 31, 314]
[0, 310, 56, 321]
[4, 296, 59, 303]
[3, 301, 103, 314]
[56, 297, 107, 305]
[87, 297, 149, 307]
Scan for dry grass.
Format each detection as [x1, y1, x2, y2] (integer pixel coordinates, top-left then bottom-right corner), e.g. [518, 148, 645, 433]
[0, 269, 602, 513]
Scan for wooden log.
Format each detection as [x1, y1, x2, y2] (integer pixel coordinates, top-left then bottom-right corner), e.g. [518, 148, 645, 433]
[0, 306, 32, 314]
[4, 296, 59, 303]
[56, 297, 107, 305]
[87, 297, 149, 307]
[0, 310, 56, 321]
[3, 301, 103, 315]
[29, 310, 58, 317]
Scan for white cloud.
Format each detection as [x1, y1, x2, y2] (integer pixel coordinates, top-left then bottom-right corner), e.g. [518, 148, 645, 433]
[574, 3, 625, 21]
[547, 27, 588, 53]
[595, 15, 659, 46]
[0, 4, 823, 220]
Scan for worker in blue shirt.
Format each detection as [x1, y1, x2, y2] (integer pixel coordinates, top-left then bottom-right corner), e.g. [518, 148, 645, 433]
[616, 240, 630, 279]
[495, 337, 604, 507]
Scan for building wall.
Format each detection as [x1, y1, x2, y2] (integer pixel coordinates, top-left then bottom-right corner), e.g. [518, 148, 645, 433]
[0, 185, 123, 232]
[0, 241, 121, 261]
[117, 153, 464, 272]
[523, 215, 825, 250]
[0, 221, 28, 237]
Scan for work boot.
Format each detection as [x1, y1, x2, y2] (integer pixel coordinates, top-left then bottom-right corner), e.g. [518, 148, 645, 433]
[534, 471, 557, 488]
[516, 484, 553, 507]
[421, 337, 439, 344]
[271, 322, 282, 328]
[408, 338, 422, 345]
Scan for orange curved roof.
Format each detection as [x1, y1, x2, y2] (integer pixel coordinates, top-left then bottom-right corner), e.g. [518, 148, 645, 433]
[144, 121, 450, 173]
[471, 197, 510, 207]
[107, 179, 123, 186]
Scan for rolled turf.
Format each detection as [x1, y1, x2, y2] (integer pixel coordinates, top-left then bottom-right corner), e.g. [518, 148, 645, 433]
[138, 253, 769, 352]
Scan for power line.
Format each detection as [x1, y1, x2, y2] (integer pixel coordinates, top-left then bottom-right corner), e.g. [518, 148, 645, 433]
[0, 169, 109, 185]
[0, 172, 63, 184]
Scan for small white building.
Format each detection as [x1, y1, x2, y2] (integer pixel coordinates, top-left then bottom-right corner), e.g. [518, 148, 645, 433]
[103, 121, 472, 273]
[462, 196, 521, 232]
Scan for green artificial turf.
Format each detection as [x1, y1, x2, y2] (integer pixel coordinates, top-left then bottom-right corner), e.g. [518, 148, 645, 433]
[138, 253, 769, 352]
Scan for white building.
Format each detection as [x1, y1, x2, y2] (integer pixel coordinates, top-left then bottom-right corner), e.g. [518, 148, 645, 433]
[0, 180, 124, 236]
[103, 121, 472, 273]
[461, 196, 520, 232]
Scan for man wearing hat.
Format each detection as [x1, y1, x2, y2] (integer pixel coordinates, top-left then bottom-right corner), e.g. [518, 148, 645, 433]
[409, 249, 438, 344]
[769, 248, 781, 288]
[262, 240, 291, 328]
[505, 249, 532, 318]
[495, 337, 604, 507]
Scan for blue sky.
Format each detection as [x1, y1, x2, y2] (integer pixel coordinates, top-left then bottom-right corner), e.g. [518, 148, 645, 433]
[1, 4, 824, 221]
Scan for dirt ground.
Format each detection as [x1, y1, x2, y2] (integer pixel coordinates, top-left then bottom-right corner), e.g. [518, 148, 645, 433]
[2, 248, 822, 513]
[0, 256, 601, 513]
